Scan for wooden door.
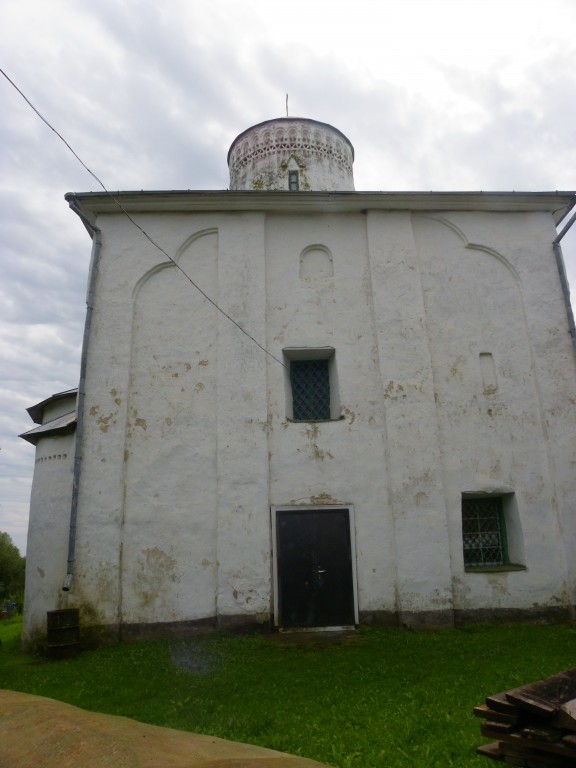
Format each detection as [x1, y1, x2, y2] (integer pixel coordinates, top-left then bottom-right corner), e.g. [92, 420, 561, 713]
[276, 508, 356, 628]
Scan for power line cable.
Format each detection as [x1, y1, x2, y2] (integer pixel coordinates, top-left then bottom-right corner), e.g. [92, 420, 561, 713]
[0, 66, 285, 368]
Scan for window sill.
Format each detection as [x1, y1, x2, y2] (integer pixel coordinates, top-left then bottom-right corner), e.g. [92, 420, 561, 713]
[464, 564, 526, 573]
[287, 416, 345, 423]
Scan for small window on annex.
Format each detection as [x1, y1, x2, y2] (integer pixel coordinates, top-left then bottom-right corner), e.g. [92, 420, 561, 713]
[289, 170, 299, 191]
[283, 348, 340, 421]
[461, 493, 525, 571]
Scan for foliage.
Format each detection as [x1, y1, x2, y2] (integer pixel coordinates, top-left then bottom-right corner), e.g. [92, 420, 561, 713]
[0, 619, 575, 768]
[0, 532, 25, 602]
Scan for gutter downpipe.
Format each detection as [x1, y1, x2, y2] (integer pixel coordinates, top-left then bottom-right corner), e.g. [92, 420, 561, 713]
[552, 208, 576, 621]
[552, 209, 576, 355]
[62, 197, 102, 591]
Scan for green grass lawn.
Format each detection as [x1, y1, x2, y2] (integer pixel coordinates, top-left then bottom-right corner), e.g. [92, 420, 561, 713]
[1, 618, 574, 767]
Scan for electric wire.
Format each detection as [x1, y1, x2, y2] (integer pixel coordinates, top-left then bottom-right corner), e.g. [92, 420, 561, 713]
[0, 67, 285, 368]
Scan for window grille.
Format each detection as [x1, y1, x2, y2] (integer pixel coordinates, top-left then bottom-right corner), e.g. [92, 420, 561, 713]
[289, 170, 299, 191]
[290, 359, 330, 420]
[462, 497, 506, 567]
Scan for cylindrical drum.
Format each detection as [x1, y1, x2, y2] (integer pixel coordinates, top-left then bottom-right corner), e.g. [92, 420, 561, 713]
[228, 117, 355, 192]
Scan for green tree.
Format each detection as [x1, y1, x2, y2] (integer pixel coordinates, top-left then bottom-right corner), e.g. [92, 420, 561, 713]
[0, 532, 25, 603]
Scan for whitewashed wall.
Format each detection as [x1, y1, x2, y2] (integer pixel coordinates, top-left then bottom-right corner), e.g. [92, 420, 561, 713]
[23, 197, 576, 641]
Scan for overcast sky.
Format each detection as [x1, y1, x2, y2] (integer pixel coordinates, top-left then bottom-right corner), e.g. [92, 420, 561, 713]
[1, 0, 575, 554]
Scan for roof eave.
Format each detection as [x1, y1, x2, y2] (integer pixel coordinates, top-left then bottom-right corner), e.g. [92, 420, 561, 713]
[65, 190, 576, 224]
[20, 412, 77, 445]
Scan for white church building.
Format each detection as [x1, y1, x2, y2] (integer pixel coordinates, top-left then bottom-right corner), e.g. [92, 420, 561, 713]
[21, 117, 576, 646]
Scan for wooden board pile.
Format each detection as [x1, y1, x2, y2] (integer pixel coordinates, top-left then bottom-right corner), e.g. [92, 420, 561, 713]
[474, 669, 576, 767]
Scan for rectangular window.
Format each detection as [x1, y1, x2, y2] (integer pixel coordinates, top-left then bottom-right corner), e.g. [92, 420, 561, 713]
[290, 359, 330, 420]
[289, 170, 299, 191]
[462, 497, 507, 567]
[283, 347, 340, 421]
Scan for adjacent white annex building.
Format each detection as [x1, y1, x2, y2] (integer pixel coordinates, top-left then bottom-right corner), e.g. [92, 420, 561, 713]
[21, 117, 576, 646]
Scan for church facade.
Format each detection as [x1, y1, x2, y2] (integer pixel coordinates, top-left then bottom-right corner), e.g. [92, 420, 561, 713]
[21, 118, 576, 646]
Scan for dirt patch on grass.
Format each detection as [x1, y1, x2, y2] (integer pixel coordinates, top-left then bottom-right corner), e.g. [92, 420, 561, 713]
[0, 689, 330, 767]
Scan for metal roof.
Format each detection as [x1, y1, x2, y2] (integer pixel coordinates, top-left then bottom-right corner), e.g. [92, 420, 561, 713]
[65, 190, 576, 226]
[20, 410, 76, 445]
[26, 388, 78, 425]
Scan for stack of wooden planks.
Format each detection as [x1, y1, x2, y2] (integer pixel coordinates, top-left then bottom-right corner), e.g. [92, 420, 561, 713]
[474, 668, 576, 767]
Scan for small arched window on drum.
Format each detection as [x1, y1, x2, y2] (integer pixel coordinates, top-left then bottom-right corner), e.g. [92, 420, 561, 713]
[300, 245, 334, 279]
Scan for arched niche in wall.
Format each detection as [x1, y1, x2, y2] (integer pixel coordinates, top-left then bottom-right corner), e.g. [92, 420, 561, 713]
[127, 227, 219, 435]
[412, 214, 529, 399]
[299, 244, 334, 280]
[120, 228, 219, 622]
[412, 213, 554, 592]
[412, 214, 549, 569]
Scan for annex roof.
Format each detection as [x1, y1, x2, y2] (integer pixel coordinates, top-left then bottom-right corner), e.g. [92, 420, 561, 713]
[26, 389, 78, 425]
[20, 410, 76, 445]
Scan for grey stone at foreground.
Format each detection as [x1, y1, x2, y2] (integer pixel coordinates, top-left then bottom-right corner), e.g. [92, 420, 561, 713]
[0, 690, 330, 768]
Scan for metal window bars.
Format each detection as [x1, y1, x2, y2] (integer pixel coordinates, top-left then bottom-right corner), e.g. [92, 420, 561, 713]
[462, 497, 505, 567]
[290, 359, 330, 420]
